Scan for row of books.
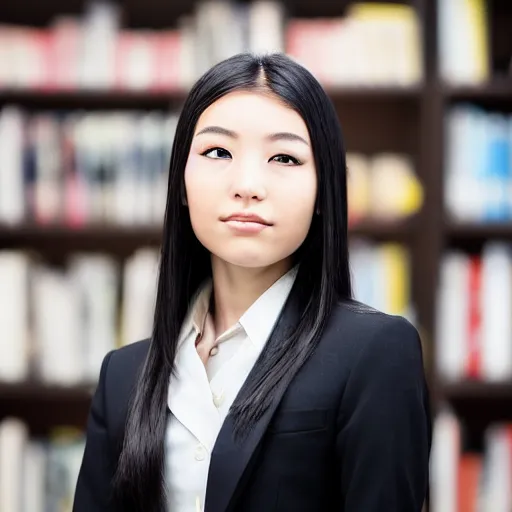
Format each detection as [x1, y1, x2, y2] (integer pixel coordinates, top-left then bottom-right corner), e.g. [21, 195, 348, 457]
[0, 104, 423, 227]
[436, 242, 512, 383]
[349, 241, 414, 323]
[431, 408, 512, 512]
[444, 105, 512, 223]
[0, 1, 423, 91]
[0, 248, 159, 385]
[438, 0, 490, 85]
[0, 107, 176, 226]
[0, 241, 411, 385]
[346, 152, 423, 225]
[0, 418, 84, 512]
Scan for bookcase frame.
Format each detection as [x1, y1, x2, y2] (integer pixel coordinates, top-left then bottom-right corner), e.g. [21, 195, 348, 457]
[0, 0, 511, 457]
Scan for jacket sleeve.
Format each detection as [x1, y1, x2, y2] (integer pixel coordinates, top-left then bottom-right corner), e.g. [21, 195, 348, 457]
[336, 316, 431, 511]
[73, 350, 116, 511]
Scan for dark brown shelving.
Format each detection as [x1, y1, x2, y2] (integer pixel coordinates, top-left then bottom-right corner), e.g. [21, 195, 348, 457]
[0, 381, 94, 402]
[349, 217, 418, 239]
[443, 79, 512, 101]
[0, 219, 416, 254]
[446, 221, 512, 240]
[0, 85, 422, 111]
[0, 382, 94, 434]
[442, 380, 512, 400]
[0, 223, 162, 255]
[0, 89, 188, 110]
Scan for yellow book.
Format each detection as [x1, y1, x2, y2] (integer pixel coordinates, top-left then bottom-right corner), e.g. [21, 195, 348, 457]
[347, 3, 415, 20]
[465, 0, 489, 82]
[381, 243, 409, 316]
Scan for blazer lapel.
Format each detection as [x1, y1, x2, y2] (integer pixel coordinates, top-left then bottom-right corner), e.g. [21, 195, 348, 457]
[205, 285, 301, 512]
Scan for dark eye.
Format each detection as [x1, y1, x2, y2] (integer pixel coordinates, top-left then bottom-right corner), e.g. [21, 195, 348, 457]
[270, 154, 301, 165]
[202, 147, 232, 159]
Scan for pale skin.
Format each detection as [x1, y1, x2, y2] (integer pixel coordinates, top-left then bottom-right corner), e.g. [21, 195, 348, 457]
[184, 90, 317, 341]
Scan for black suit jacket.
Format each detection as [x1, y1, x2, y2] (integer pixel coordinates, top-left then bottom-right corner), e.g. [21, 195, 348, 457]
[74, 298, 431, 512]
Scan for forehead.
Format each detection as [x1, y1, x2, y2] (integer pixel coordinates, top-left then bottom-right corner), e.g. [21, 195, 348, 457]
[195, 90, 310, 138]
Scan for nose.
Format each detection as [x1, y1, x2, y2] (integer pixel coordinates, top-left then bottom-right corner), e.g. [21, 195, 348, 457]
[229, 160, 267, 202]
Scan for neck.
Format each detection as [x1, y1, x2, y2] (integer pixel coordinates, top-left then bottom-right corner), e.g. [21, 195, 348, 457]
[210, 256, 293, 336]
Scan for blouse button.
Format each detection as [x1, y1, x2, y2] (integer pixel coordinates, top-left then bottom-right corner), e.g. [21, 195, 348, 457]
[194, 445, 206, 461]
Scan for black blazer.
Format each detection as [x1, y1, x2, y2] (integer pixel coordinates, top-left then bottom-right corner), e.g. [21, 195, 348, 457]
[74, 298, 431, 512]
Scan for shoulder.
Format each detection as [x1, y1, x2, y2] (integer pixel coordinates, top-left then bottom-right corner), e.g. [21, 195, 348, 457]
[108, 338, 151, 368]
[97, 339, 151, 442]
[101, 339, 151, 396]
[325, 299, 424, 374]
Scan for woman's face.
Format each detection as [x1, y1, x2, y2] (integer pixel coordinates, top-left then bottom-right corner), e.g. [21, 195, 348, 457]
[184, 90, 317, 269]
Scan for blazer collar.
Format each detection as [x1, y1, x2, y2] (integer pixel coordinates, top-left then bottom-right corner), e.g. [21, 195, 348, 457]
[204, 279, 302, 512]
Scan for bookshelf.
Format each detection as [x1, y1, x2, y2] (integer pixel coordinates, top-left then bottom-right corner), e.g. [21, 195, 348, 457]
[0, 0, 511, 509]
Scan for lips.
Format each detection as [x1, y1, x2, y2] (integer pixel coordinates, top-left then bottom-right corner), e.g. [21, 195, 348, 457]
[222, 213, 272, 226]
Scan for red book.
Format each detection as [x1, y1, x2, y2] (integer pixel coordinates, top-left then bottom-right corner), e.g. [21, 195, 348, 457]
[154, 30, 182, 92]
[466, 256, 482, 379]
[457, 454, 482, 512]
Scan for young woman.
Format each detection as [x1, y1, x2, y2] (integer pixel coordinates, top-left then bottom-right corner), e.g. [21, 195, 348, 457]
[73, 52, 431, 512]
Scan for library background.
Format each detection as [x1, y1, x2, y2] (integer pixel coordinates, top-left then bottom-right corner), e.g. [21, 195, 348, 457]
[0, 0, 510, 510]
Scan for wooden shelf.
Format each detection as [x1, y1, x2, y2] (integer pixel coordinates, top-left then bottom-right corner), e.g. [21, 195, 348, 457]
[446, 221, 512, 239]
[349, 217, 417, 238]
[441, 380, 512, 400]
[442, 79, 512, 102]
[0, 381, 94, 402]
[0, 85, 422, 110]
[0, 223, 163, 254]
[0, 89, 188, 110]
[0, 382, 93, 433]
[0, 220, 416, 255]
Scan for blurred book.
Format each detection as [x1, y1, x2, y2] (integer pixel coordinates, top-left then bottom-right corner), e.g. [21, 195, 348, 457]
[0, 247, 159, 386]
[0, 418, 85, 512]
[444, 106, 512, 223]
[0, 107, 176, 227]
[431, 408, 512, 512]
[438, 0, 489, 85]
[0, 0, 427, 91]
[347, 151, 423, 225]
[349, 240, 414, 323]
[0, 0, 286, 92]
[436, 243, 512, 382]
[287, 3, 423, 87]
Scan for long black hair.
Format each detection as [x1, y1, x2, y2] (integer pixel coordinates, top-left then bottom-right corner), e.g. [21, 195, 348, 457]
[113, 52, 352, 511]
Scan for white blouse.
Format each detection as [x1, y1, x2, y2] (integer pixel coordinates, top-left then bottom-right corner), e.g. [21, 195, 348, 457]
[165, 267, 298, 512]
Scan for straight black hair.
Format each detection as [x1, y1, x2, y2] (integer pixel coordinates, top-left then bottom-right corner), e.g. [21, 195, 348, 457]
[113, 52, 352, 511]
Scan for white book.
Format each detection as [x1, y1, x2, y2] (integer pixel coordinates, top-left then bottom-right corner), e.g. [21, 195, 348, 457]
[33, 114, 64, 223]
[137, 114, 161, 225]
[0, 251, 30, 382]
[121, 248, 159, 346]
[249, 1, 284, 54]
[430, 408, 460, 512]
[481, 425, 512, 512]
[435, 251, 469, 382]
[112, 114, 138, 225]
[481, 243, 512, 381]
[69, 254, 119, 383]
[0, 418, 28, 512]
[0, 107, 25, 225]
[78, 2, 120, 89]
[178, 16, 198, 88]
[33, 265, 83, 384]
[22, 441, 47, 512]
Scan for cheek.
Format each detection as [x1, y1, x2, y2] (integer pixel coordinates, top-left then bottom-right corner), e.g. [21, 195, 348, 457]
[184, 157, 219, 234]
[277, 172, 317, 227]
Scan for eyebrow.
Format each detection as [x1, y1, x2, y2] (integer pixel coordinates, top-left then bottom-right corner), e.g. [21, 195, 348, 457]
[195, 125, 310, 146]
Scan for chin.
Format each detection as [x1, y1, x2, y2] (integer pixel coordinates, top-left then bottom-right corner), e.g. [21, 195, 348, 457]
[218, 250, 275, 269]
